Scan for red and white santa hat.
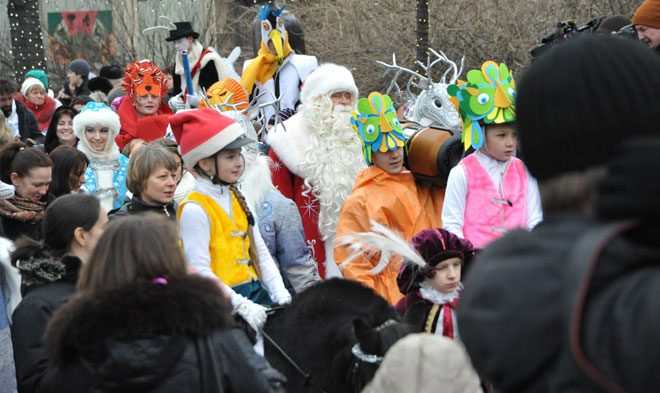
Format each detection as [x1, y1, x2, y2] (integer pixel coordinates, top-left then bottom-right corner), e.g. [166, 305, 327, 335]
[169, 108, 253, 168]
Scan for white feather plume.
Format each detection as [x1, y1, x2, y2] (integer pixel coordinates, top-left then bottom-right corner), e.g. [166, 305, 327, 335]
[336, 220, 427, 275]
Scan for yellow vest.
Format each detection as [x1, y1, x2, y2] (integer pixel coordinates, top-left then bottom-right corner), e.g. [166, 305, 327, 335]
[177, 191, 258, 287]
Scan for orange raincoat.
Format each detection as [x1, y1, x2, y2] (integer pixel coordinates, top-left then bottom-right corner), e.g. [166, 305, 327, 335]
[334, 166, 445, 305]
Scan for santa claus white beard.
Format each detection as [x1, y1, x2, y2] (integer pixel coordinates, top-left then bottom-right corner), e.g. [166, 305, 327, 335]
[301, 97, 367, 241]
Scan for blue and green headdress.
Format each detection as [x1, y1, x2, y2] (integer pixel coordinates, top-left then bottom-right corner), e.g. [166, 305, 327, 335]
[350, 92, 406, 166]
[447, 61, 516, 151]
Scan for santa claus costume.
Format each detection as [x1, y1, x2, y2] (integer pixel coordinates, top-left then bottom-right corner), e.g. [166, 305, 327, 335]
[267, 63, 365, 278]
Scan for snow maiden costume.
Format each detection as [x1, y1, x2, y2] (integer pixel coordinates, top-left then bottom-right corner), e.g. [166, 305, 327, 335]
[74, 102, 128, 212]
[443, 61, 542, 249]
[240, 5, 317, 121]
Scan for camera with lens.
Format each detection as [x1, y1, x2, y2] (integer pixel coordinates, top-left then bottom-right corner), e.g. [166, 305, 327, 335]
[531, 17, 607, 58]
[613, 24, 637, 40]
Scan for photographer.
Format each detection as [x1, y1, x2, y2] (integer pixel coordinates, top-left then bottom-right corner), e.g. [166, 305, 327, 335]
[633, 0, 660, 51]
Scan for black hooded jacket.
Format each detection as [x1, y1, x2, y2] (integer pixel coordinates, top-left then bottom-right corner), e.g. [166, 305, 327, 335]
[457, 142, 660, 392]
[45, 275, 284, 393]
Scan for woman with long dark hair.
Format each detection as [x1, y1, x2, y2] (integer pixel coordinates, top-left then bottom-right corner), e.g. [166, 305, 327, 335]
[44, 105, 78, 154]
[49, 146, 89, 197]
[45, 214, 284, 393]
[10, 194, 106, 393]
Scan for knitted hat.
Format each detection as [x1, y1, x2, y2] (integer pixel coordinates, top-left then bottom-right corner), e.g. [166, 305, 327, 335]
[397, 228, 474, 294]
[300, 63, 358, 105]
[21, 78, 45, 97]
[170, 108, 252, 168]
[25, 70, 48, 90]
[68, 59, 90, 78]
[99, 64, 123, 80]
[633, 0, 660, 29]
[516, 35, 660, 181]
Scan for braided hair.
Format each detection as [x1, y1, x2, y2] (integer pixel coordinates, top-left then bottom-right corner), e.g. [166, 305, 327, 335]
[229, 183, 259, 270]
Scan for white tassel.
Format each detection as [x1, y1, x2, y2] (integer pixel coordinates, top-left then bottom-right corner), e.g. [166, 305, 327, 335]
[336, 220, 427, 275]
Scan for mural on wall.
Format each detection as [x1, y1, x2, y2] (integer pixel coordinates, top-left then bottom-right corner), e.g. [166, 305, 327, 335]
[47, 10, 114, 65]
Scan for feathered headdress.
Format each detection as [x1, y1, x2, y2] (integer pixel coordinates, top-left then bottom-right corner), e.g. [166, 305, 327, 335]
[447, 61, 516, 151]
[121, 60, 168, 101]
[350, 92, 406, 166]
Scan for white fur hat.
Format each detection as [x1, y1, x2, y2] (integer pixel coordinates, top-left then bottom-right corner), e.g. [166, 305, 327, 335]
[73, 102, 121, 141]
[300, 63, 358, 105]
[21, 78, 45, 97]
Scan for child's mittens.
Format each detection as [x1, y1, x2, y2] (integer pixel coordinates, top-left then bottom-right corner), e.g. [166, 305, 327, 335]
[596, 137, 660, 220]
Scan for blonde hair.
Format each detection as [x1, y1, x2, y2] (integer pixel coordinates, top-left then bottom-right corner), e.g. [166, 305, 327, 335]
[0, 112, 14, 147]
[126, 145, 178, 196]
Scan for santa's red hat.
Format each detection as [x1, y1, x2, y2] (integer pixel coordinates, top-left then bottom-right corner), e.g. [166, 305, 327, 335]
[169, 108, 251, 168]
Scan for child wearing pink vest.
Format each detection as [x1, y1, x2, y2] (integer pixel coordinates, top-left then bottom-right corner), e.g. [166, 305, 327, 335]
[443, 61, 542, 249]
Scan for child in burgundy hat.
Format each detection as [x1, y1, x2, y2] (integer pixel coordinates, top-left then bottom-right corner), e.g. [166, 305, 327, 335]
[395, 227, 474, 340]
[171, 108, 291, 331]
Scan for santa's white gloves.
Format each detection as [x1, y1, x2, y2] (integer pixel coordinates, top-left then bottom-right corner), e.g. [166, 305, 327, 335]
[234, 299, 268, 331]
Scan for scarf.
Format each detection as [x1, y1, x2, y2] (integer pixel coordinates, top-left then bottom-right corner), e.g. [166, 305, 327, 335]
[0, 196, 46, 223]
[116, 94, 172, 145]
[17, 94, 57, 132]
[240, 40, 292, 95]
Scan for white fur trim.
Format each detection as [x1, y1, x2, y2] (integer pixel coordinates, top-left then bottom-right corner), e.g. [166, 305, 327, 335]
[267, 112, 310, 178]
[176, 41, 228, 94]
[182, 122, 245, 168]
[73, 107, 121, 141]
[238, 154, 275, 210]
[300, 63, 358, 105]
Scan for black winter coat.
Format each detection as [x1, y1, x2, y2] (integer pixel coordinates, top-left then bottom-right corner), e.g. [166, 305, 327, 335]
[108, 196, 177, 221]
[11, 256, 81, 393]
[14, 99, 44, 143]
[458, 214, 660, 393]
[45, 275, 284, 393]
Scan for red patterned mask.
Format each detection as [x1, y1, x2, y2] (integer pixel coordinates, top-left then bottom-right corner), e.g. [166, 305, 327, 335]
[122, 60, 168, 101]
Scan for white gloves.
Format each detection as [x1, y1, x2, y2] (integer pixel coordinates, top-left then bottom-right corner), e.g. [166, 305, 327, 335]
[186, 93, 201, 108]
[234, 299, 268, 331]
[271, 290, 292, 306]
[168, 94, 185, 111]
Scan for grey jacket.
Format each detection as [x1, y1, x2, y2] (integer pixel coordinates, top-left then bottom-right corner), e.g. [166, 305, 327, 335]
[256, 188, 320, 294]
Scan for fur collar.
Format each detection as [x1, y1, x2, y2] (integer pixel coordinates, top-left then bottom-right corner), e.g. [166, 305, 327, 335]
[175, 41, 225, 90]
[46, 275, 232, 366]
[239, 154, 276, 210]
[267, 112, 310, 178]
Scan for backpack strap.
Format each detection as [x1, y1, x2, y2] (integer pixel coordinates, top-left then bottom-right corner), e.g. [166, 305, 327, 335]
[566, 219, 638, 393]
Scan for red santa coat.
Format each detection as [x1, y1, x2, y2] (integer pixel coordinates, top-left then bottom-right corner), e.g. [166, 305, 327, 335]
[268, 112, 354, 279]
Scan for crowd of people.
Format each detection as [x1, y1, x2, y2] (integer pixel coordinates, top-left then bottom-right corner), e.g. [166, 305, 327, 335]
[1, 1, 659, 392]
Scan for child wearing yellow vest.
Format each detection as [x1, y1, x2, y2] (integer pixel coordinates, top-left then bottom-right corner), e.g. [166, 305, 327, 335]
[171, 108, 291, 330]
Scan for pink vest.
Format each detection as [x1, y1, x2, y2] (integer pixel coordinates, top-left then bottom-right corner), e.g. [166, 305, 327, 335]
[462, 154, 528, 249]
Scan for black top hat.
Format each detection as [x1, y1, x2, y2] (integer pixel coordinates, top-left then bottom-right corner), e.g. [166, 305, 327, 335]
[165, 22, 200, 42]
